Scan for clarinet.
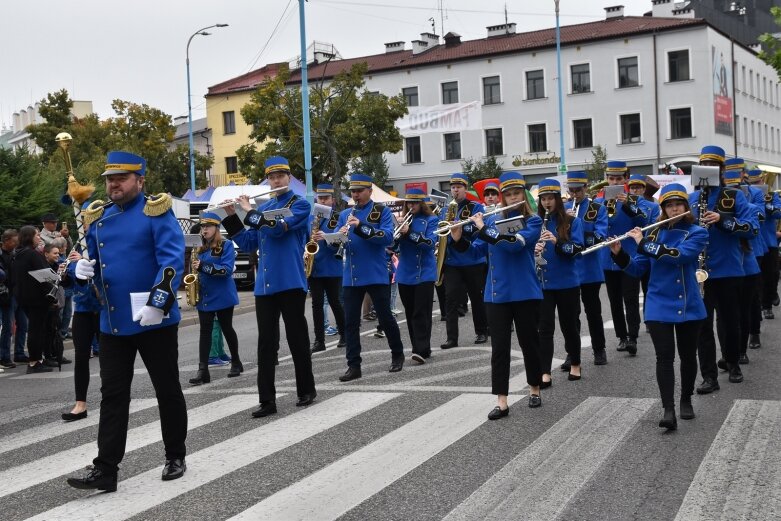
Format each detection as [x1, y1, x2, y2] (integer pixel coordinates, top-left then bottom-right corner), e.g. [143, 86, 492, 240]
[535, 211, 550, 282]
[335, 208, 355, 260]
[695, 187, 710, 295]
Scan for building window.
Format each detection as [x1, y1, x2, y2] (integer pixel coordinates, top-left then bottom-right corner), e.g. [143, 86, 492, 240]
[442, 81, 459, 104]
[225, 156, 238, 174]
[744, 117, 748, 146]
[667, 50, 690, 82]
[405, 136, 422, 163]
[751, 120, 755, 147]
[741, 65, 746, 92]
[620, 113, 642, 144]
[571, 63, 590, 94]
[528, 123, 547, 153]
[573, 119, 593, 149]
[485, 128, 504, 156]
[670, 108, 692, 139]
[618, 57, 639, 88]
[222, 111, 236, 135]
[444, 133, 461, 160]
[736, 115, 741, 143]
[402, 87, 418, 107]
[525, 69, 545, 100]
[483, 76, 501, 105]
[749, 69, 754, 96]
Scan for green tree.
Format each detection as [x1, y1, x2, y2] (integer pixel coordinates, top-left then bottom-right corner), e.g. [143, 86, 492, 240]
[25, 89, 74, 158]
[239, 62, 408, 200]
[759, 7, 781, 80]
[0, 147, 69, 227]
[461, 156, 504, 185]
[585, 145, 608, 184]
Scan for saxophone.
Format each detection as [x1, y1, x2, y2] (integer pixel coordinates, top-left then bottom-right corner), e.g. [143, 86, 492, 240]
[303, 214, 321, 278]
[435, 200, 458, 287]
[183, 247, 201, 306]
[695, 187, 710, 295]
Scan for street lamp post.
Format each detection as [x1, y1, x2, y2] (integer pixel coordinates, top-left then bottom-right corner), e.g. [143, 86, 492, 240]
[187, 23, 228, 193]
[298, 0, 314, 203]
[554, 0, 566, 174]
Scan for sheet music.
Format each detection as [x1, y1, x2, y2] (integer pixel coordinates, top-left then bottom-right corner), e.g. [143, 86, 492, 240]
[130, 292, 169, 319]
[495, 216, 525, 235]
[321, 232, 347, 245]
[311, 203, 333, 220]
[28, 268, 60, 284]
[262, 208, 293, 221]
[603, 185, 624, 201]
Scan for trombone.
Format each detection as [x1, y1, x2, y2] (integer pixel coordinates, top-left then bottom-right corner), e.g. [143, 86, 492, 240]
[434, 200, 525, 237]
[205, 187, 287, 211]
[579, 211, 691, 255]
[392, 211, 415, 240]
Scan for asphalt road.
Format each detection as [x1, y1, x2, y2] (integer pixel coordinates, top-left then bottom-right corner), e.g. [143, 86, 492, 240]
[1, 287, 780, 521]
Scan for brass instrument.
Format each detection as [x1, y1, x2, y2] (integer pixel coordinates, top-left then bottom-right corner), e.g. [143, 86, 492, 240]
[393, 211, 414, 240]
[435, 200, 458, 287]
[434, 200, 525, 237]
[183, 247, 201, 306]
[606, 198, 617, 218]
[304, 213, 321, 278]
[587, 179, 609, 198]
[695, 187, 710, 294]
[579, 211, 692, 255]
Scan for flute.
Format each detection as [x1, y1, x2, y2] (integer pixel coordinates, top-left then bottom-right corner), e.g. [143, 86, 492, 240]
[205, 187, 287, 211]
[434, 200, 525, 237]
[579, 211, 692, 255]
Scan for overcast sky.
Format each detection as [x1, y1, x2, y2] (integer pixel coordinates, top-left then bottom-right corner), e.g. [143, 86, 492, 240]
[1, 0, 654, 128]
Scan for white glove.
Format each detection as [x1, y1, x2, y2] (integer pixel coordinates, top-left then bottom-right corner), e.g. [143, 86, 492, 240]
[75, 259, 96, 280]
[133, 305, 165, 327]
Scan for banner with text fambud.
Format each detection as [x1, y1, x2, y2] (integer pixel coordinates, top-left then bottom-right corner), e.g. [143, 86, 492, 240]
[396, 101, 483, 135]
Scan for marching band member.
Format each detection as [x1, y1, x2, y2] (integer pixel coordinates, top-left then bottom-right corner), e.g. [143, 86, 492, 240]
[451, 171, 543, 418]
[222, 156, 316, 417]
[483, 181, 501, 209]
[627, 175, 659, 316]
[746, 168, 781, 319]
[188, 212, 242, 385]
[689, 146, 757, 393]
[334, 173, 405, 381]
[309, 184, 347, 353]
[536, 179, 584, 384]
[595, 161, 647, 356]
[439, 173, 489, 349]
[395, 188, 439, 364]
[742, 168, 769, 350]
[565, 170, 609, 366]
[609, 183, 708, 430]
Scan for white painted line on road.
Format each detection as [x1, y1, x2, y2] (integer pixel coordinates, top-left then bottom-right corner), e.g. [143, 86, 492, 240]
[0, 394, 267, 499]
[0, 402, 69, 427]
[603, 319, 614, 330]
[0, 399, 158, 457]
[444, 396, 656, 521]
[27, 392, 399, 521]
[228, 393, 521, 521]
[674, 400, 781, 521]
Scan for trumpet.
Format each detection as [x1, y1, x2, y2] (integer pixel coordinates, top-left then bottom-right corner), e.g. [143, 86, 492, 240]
[393, 211, 414, 240]
[434, 200, 525, 237]
[205, 187, 287, 211]
[579, 211, 692, 255]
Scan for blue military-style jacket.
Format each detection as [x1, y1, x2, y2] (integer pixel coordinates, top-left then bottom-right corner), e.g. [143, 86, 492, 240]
[310, 210, 343, 279]
[761, 191, 781, 253]
[744, 184, 768, 257]
[640, 198, 661, 224]
[688, 187, 758, 279]
[224, 190, 310, 296]
[85, 192, 184, 336]
[334, 200, 395, 286]
[565, 198, 606, 285]
[594, 196, 648, 272]
[537, 214, 584, 290]
[196, 239, 240, 311]
[396, 213, 439, 285]
[613, 222, 708, 323]
[442, 200, 486, 267]
[459, 211, 543, 304]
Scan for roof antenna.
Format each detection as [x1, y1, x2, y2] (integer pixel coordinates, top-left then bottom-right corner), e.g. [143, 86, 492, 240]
[429, 16, 435, 35]
[504, 2, 509, 33]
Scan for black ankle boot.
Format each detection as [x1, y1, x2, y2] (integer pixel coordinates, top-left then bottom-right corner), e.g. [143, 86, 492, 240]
[188, 365, 211, 385]
[659, 407, 677, 430]
[680, 400, 695, 420]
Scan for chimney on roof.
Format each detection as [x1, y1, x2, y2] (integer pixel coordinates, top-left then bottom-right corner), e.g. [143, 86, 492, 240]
[420, 32, 439, 47]
[651, 0, 675, 18]
[748, 42, 761, 53]
[12, 112, 20, 132]
[411, 39, 428, 55]
[444, 32, 462, 46]
[385, 41, 405, 53]
[672, 6, 695, 18]
[486, 23, 516, 38]
[604, 5, 624, 19]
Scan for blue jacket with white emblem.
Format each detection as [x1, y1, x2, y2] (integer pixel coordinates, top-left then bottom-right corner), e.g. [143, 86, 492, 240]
[441, 200, 486, 267]
[396, 213, 439, 285]
[196, 240, 240, 311]
[537, 214, 584, 290]
[334, 200, 395, 286]
[593, 196, 648, 271]
[310, 211, 343, 278]
[761, 191, 781, 251]
[565, 198, 606, 284]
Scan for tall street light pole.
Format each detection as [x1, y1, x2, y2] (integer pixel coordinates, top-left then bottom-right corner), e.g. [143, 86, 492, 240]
[298, 0, 314, 203]
[187, 23, 228, 193]
[554, 0, 566, 175]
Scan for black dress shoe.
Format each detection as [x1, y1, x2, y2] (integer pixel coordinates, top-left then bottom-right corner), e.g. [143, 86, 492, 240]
[593, 349, 608, 365]
[539, 379, 552, 389]
[339, 366, 362, 382]
[474, 334, 488, 344]
[311, 340, 326, 353]
[487, 406, 509, 420]
[66, 466, 117, 492]
[410, 353, 426, 365]
[337, 336, 347, 348]
[748, 334, 761, 349]
[440, 339, 458, 349]
[680, 400, 695, 420]
[625, 338, 637, 356]
[568, 371, 582, 381]
[560, 355, 571, 372]
[188, 366, 211, 385]
[296, 392, 317, 407]
[528, 394, 542, 408]
[62, 410, 87, 422]
[728, 364, 744, 383]
[251, 401, 277, 418]
[696, 378, 720, 394]
[659, 407, 677, 430]
[389, 357, 404, 373]
[616, 338, 628, 352]
[717, 358, 728, 371]
[161, 458, 186, 481]
[26, 362, 53, 374]
[738, 353, 749, 365]
[227, 362, 244, 377]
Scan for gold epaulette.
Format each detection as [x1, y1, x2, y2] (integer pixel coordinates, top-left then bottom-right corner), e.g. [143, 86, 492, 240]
[82, 200, 108, 225]
[144, 193, 172, 217]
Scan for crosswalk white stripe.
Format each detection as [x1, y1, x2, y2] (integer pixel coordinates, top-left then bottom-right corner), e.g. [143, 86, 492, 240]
[26, 392, 399, 521]
[0, 402, 69, 427]
[443, 396, 656, 521]
[228, 393, 521, 521]
[0, 399, 158, 457]
[674, 400, 781, 521]
[0, 394, 265, 499]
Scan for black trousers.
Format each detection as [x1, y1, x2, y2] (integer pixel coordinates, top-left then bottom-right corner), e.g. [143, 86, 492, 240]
[72, 311, 100, 402]
[344, 284, 404, 367]
[750, 261, 763, 335]
[94, 325, 187, 474]
[603, 270, 641, 340]
[21, 305, 48, 362]
[486, 300, 543, 395]
[435, 281, 447, 317]
[255, 290, 314, 403]
[444, 264, 488, 342]
[398, 282, 434, 357]
[761, 248, 779, 308]
[699, 277, 742, 381]
[717, 274, 761, 356]
[310, 276, 345, 343]
[539, 287, 582, 372]
[198, 307, 239, 365]
[647, 320, 701, 408]
[580, 282, 606, 352]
